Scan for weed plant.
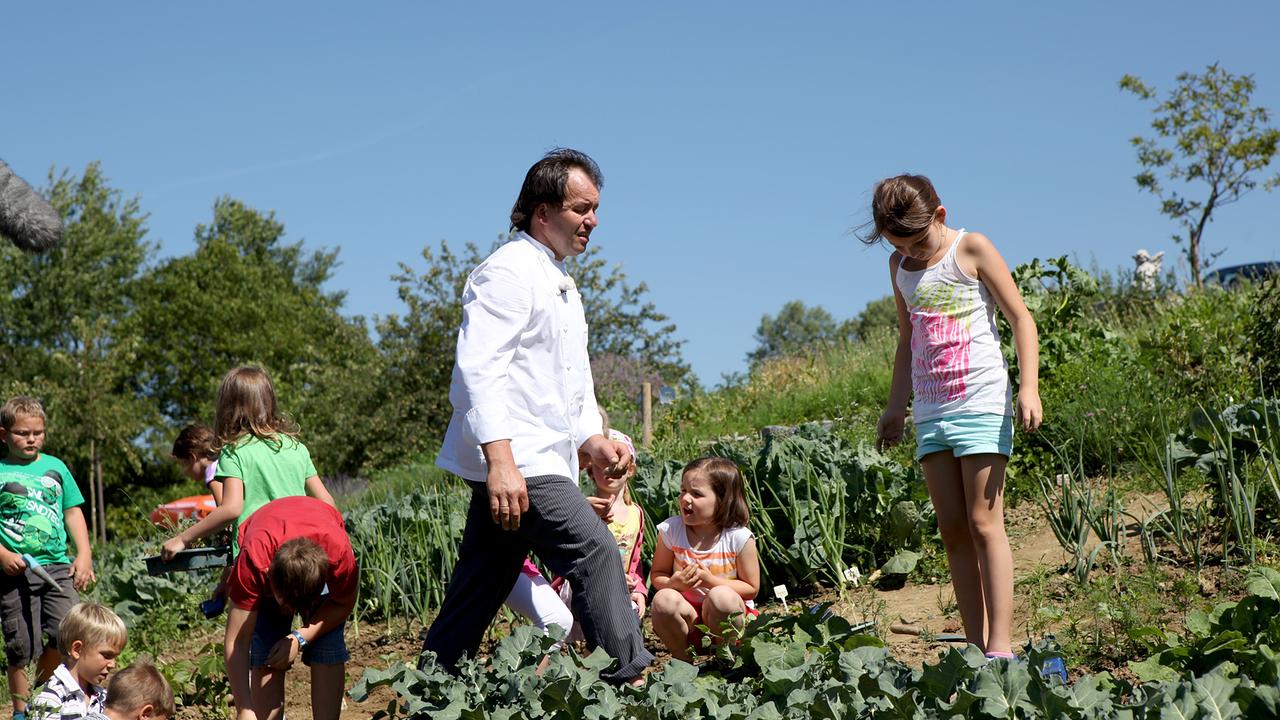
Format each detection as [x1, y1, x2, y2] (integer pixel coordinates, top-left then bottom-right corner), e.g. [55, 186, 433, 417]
[343, 466, 469, 631]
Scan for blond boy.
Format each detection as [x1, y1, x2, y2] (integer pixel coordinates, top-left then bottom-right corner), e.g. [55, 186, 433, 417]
[0, 397, 95, 719]
[84, 663, 175, 720]
[30, 603, 126, 719]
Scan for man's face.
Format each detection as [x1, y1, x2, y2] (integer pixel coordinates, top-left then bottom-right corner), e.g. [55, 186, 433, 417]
[1, 414, 45, 462]
[534, 167, 599, 261]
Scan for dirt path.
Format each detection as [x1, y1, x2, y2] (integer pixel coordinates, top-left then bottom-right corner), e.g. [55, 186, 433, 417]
[829, 498, 1069, 668]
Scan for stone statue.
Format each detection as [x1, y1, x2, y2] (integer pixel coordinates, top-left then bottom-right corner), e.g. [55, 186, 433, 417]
[1133, 249, 1164, 291]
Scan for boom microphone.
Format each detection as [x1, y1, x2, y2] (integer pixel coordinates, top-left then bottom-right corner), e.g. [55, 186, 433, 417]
[0, 158, 63, 252]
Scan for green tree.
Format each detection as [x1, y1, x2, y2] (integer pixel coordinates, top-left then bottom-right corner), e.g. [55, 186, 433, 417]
[748, 300, 850, 365]
[0, 163, 155, 539]
[1120, 64, 1280, 288]
[370, 240, 487, 468]
[850, 295, 898, 341]
[131, 197, 379, 475]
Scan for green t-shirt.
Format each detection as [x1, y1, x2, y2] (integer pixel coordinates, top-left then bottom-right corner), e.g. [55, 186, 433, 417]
[218, 435, 317, 553]
[0, 454, 84, 564]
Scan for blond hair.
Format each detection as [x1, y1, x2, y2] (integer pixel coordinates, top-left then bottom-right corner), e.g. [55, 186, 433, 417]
[1, 396, 46, 430]
[105, 662, 176, 716]
[213, 366, 298, 451]
[57, 602, 127, 655]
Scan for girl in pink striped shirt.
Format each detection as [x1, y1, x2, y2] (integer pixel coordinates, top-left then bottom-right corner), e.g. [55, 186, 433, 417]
[649, 457, 760, 662]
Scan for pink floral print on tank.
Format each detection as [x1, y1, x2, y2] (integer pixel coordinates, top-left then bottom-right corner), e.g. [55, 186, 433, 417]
[910, 281, 976, 404]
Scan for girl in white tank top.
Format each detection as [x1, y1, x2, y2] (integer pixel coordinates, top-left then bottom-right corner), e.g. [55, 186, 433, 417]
[894, 229, 1013, 422]
[859, 174, 1042, 662]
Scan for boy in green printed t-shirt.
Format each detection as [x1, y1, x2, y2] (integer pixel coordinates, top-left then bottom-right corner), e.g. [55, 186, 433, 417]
[0, 396, 95, 720]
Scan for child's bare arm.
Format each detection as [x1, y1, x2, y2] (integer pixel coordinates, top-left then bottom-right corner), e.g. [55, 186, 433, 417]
[209, 478, 225, 506]
[162, 477, 244, 560]
[64, 506, 95, 590]
[283, 596, 356, 667]
[304, 475, 338, 509]
[877, 253, 914, 451]
[966, 233, 1043, 431]
[649, 538, 685, 591]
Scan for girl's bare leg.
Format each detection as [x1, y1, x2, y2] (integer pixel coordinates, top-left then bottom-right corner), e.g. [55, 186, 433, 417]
[701, 585, 747, 642]
[252, 666, 287, 720]
[650, 588, 698, 662]
[922, 451, 987, 650]
[961, 454, 1013, 655]
[310, 663, 345, 720]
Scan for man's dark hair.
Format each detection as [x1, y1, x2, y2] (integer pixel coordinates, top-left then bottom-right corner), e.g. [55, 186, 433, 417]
[509, 148, 604, 233]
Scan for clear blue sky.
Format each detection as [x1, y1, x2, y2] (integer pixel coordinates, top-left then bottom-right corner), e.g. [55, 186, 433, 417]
[5, 2, 1278, 386]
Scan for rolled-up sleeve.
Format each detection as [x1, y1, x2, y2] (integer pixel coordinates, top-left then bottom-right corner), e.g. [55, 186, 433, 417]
[457, 263, 532, 446]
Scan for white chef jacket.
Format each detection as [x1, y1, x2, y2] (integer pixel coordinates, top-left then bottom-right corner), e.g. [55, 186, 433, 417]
[436, 232, 604, 484]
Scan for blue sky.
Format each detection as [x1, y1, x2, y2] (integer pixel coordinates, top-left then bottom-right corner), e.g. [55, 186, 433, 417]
[4, 2, 1278, 386]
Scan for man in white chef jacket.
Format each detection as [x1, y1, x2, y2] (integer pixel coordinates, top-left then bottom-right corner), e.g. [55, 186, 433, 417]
[425, 148, 653, 683]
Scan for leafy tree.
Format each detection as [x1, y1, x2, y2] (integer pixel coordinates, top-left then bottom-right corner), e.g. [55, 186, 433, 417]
[374, 236, 690, 464]
[0, 163, 155, 539]
[850, 295, 898, 341]
[1120, 64, 1280, 288]
[370, 240, 487, 468]
[747, 300, 851, 365]
[131, 197, 379, 475]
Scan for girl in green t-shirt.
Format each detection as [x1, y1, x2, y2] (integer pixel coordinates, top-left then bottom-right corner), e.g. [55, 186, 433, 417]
[161, 366, 337, 561]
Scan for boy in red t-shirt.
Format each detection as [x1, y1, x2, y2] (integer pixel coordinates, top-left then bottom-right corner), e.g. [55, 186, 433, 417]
[223, 496, 357, 720]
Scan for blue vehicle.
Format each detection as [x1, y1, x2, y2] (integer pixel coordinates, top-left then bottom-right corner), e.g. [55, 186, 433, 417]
[1204, 262, 1280, 287]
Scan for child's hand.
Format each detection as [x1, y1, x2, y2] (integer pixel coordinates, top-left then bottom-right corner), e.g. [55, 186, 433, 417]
[0, 550, 24, 577]
[692, 566, 717, 588]
[1017, 389, 1043, 432]
[70, 554, 95, 590]
[265, 636, 298, 670]
[631, 592, 647, 618]
[671, 564, 702, 591]
[876, 411, 906, 452]
[587, 495, 615, 522]
[161, 536, 186, 562]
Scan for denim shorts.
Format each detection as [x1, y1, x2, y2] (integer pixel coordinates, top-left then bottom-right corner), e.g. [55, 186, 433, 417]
[915, 413, 1014, 460]
[249, 598, 349, 667]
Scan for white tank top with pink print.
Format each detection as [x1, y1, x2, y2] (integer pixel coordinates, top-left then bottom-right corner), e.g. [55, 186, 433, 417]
[894, 230, 1012, 423]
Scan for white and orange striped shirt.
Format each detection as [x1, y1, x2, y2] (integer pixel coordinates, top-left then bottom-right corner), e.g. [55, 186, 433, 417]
[657, 516, 755, 608]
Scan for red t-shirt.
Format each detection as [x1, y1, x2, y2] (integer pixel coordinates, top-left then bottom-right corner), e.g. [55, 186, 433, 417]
[227, 496, 358, 611]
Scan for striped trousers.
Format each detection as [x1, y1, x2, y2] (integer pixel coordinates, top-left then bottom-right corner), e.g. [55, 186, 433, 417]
[421, 474, 654, 681]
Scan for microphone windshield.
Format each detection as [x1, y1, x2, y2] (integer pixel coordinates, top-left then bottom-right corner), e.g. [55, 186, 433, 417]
[0, 159, 63, 252]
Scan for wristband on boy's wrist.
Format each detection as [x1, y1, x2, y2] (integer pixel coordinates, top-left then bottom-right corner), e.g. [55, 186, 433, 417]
[290, 630, 307, 649]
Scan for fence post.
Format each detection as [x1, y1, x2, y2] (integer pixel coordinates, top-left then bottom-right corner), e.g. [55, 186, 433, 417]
[642, 382, 653, 448]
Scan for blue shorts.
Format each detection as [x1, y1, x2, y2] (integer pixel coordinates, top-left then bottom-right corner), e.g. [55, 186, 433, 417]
[249, 599, 349, 667]
[915, 414, 1013, 460]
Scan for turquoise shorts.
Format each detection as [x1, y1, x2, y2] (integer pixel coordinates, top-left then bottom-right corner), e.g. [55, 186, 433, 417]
[915, 413, 1013, 460]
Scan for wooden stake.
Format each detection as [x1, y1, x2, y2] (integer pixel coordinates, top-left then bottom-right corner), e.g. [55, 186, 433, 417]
[641, 382, 653, 448]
